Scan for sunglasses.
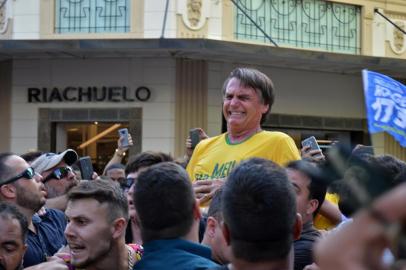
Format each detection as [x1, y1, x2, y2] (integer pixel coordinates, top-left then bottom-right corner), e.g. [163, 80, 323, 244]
[121, 177, 135, 189]
[1, 167, 36, 186]
[43, 166, 73, 183]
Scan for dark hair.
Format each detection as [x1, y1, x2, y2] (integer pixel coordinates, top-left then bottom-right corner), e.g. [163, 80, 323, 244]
[286, 160, 327, 216]
[222, 68, 275, 124]
[105, 163, 125, 174]
[20, 151, 44, 164]
[0, 152, 14, 183]
[125, 151, 173, 174]
[207, 188, 223, 222]
[0, 202, 28, 241]
[222, 158, 296, 262]
[338, 154, 406, 217]
[67, 180, 129, 222]
[134, 162, 195, 242]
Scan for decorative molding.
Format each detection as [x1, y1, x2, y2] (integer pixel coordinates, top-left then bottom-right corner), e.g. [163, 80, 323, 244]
[387, 19, 406, 54]
[177, 0, 209, 31]
[0, 0, 9, 34]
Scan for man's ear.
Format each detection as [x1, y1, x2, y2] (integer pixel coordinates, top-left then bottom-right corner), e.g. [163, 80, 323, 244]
[307, 199, 319, 216]
[193, 199, 202, 220]
[205, 216, 217, 238]
[293, 213, 303, 240]
[111, 218, 127, 239]
[0, 184, 17, 200]
[221, 222, 231, 246]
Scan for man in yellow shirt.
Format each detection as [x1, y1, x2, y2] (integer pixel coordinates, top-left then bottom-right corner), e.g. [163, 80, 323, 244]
[187, 68, 300, 204]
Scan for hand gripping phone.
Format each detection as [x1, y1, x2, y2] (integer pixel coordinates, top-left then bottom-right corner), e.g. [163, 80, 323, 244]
[301, 136, 323, 158]
[77, 156, 94, 180]
[118, 128, 130, 148]
[190, 128, 201, 149]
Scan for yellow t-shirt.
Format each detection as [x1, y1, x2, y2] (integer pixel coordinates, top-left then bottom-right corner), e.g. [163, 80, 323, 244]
[314, 192, 340, 230]
[186, 131, 300, 181]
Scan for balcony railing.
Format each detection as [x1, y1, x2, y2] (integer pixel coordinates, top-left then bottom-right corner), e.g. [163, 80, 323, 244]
[234, 0, 361, 54]
[55, 0, 130, 33]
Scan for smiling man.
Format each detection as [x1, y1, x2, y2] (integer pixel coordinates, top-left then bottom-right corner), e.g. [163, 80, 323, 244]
[187, 67, 300, 202]
[64, 180, 142, 270]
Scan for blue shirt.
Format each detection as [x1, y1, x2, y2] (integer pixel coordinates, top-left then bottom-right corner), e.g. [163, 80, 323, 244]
[134, 238, 219, 270]
[24, 208, 67, 267]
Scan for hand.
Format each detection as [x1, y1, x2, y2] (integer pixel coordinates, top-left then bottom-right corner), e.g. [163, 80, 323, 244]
[303, 263, 320, 270]
[193, 179, 225, 205]
[92, 171, 100, 180]
[301, 145, 325, 163]
[118, 132, 133, 151]
[185, 128, 209, 158]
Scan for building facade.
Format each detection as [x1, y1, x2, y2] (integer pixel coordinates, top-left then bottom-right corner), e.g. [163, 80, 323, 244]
[0, 0, 405, 165]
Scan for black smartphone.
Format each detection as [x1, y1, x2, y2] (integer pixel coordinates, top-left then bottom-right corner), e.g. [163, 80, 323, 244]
[118, 128, 130, 148]
[190, 128, 201, 149]
[77, 156, 94, 180]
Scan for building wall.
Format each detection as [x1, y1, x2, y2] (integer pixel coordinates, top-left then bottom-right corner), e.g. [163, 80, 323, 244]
[10, 57, 176, 155]
[0, 60, 12, 152]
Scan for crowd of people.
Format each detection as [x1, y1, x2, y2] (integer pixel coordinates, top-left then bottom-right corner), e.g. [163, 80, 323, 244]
[0, 67, 405, 270]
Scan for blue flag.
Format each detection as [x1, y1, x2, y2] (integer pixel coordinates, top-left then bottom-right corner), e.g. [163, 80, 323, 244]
[362, 70, 406, 147]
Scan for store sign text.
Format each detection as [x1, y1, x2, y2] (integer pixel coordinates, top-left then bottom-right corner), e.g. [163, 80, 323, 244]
[27, 86, 151, 103]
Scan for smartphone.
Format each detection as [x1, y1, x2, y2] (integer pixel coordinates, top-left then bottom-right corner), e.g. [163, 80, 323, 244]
[118, 128, 130, 148]
[190, 128, 201, 149]
[77, 156, 94, 180]
[302, 136, 322, 157]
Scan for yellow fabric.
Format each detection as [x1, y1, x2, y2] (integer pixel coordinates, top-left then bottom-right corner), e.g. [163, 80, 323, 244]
[314, 193, 340, 230]
[186, 131, 300, 181]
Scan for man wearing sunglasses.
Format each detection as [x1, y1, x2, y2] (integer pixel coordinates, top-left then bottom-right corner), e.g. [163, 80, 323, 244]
[0, 153, 67, 268]
[32, 149, 79, 211]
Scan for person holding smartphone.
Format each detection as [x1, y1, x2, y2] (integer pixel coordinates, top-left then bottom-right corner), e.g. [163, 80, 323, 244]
[186, 68, 300, 205]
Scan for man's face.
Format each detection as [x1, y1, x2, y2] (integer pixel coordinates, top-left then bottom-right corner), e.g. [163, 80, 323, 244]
[126, 171, 139, 219]
[223, 77, 269, 134]
[41, 161, 78, 198]
[5, 156, 46, 212]
[106, 169, 125, 183]
[287, 169, 314, 224]
[0, 216, 27, 270]
[65, 199, 113, 268]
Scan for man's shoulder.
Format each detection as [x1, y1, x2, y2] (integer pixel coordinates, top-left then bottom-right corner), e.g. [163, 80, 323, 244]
[136, 239, 218, 270]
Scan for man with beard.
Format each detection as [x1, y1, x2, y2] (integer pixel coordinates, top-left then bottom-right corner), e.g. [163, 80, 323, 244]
[0, 202, 28, 270]
[63, 180, 142, 270]
[31, 149, 79, 211]
[0, 153, 67, 268]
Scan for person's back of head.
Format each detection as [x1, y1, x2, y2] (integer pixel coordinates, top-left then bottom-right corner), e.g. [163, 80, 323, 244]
[134, 162, 196, 242]
[0, 152, 14, 185]
[125, 151, 173, 174]
[222, 157, 299, 264]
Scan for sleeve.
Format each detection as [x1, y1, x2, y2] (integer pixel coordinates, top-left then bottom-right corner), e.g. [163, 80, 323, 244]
[276, 135, 301, 166]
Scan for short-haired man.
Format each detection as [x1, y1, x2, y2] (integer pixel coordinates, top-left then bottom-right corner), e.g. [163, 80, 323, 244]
[125, 151, 173, 244]
[201, 188, 231, 265]
[219, 158, 301, 270]
[286, 160, 327, 270]
[64, 180, 142, 270]
[133, 162, 219, 270]
[0, 202, 28, 270]
[105, 163, 126, 186]
[187, 67, 300, 203]
[0, 153, 67, 268]
[31, 149, 79, 211]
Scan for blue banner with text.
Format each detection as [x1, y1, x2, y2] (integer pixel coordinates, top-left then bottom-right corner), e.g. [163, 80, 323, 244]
[362, 70, 406, 147]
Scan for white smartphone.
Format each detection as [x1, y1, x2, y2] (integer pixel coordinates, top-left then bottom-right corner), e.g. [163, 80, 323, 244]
[118, 128, 130, 147]
[301, 136, 322, 157]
